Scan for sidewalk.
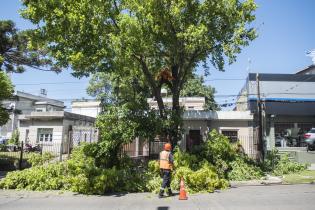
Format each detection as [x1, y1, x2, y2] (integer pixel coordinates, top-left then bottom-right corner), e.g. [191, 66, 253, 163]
[230, 175, 282, 187]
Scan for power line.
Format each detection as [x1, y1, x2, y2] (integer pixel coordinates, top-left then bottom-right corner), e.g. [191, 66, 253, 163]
[12, 78, 246, 86]
[14, 81, 86, 86]
[204, 78, 246, 81]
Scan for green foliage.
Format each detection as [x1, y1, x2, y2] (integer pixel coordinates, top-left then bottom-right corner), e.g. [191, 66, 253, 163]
[227, 157, 263, 181]
[145, 176, 162, 193]
[272, 155, 308, 176]
[0, 144, 6, 152]
[0, 71, 14, 126]
[0, 144, 146, 194]
[21, 0, 257, 145]
[27, 152, 54, 167]
[261, 149, 281, 172]
[95, 104, 161, 168]
[262, 149, 307, 176]
[146, 158, 228, 194]
[0, 163, 66, 191]
[8, 130, 19, 145]
[181, 74, 219, 111]
[0, 20, 60, 73]
[4, 131, 307, 194]
[173, 163, 229, 193]
[147, 160, 160, 175]
[173, 147, 199, 170]
[202, 130, 237, 165]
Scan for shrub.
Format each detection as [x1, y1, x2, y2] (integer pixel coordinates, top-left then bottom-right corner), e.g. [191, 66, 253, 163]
[173, 147, 199, 170]
[0, 163, 66, 191]
[262, 149, 307, 176]
[227, 157, 263, 181]
[0, 144, 147, 194]
[262, 149, 281, 172]
[272, 155, 308, 176]
[0, 144, 6, 151]
[146, 146, 230, 194]
[27, 152, 54, 166]
[172, 163, 229, 193]
[201, 130, 237, 165]
[8, 130, 19, 145]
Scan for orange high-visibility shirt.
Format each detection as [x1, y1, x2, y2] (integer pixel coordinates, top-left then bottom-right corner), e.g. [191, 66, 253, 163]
[159, 150, 172, 170]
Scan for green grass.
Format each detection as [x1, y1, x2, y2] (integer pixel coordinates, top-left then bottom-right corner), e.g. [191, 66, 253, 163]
[283, 170, 315, 184]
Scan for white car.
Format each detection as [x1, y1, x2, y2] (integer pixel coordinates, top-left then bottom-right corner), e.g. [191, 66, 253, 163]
[304, 128, 315, 151]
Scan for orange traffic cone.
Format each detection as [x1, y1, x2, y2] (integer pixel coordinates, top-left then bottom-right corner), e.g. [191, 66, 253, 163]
[179, 177, 188, 200]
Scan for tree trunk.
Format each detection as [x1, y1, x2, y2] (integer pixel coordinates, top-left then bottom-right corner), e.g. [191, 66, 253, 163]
[171, 91, 181, 148]
[170, 65, 182, 149]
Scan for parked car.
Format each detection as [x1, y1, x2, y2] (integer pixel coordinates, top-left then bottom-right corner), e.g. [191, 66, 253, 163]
[304, 128, 315, 152]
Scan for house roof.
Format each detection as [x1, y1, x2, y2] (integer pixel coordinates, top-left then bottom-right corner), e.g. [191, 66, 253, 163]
[248, 73, 315, 82]
[295, 64, 315, 75]
[16, 91, 64, 107]
[19, 111, 96, 122]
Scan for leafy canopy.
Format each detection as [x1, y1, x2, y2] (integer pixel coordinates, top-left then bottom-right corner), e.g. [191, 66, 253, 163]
[0, 20, 60, 73]
[21, 0, 257, 145]
[180, 74, 219, 110]
[0, 71, 14, 126]
[21, 0, 257, 96]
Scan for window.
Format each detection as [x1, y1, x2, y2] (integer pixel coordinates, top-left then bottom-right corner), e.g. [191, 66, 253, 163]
[221, 130, 238, 142]
[37, 128, 53, 142]
[309, 129, 315, 133]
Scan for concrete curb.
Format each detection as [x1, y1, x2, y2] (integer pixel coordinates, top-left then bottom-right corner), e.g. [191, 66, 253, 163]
[230, 176, 283, 187]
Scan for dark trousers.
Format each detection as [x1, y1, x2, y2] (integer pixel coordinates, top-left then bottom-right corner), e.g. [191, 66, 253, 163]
[160, 169, 171, 189]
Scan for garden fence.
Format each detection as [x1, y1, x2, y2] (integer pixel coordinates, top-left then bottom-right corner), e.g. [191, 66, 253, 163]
[122, 135, 261, 161]
[0, 141, 69, 171]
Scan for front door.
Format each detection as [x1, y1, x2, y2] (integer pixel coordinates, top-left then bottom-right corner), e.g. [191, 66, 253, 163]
[187, 130, 201, 152]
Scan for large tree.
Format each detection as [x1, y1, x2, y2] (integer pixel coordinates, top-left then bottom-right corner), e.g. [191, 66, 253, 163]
[0, 71, 14, 126]
[21, 0, 257, 146]
[0, 19, 61, 126]
[88, 71, 218, 110]
[0, 20, 60, 73]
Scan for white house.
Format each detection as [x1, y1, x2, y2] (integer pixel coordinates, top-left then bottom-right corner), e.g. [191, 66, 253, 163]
[71, 100, 102, 118]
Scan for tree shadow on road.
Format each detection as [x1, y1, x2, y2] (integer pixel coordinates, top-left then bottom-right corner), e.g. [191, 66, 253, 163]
[157, 207, 169, 210]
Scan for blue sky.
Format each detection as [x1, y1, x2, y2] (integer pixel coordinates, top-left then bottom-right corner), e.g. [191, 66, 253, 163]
[0, 0, 314, 110]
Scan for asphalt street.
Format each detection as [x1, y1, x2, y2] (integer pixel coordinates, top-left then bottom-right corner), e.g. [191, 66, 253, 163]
[0, 184, 314, 210]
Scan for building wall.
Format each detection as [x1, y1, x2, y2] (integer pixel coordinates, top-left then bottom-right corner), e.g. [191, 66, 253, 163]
[15, 97, 35, 115]
[148, 97, 206, 111]
[71, 101, 101, 118]
[0, 98, 34, 137]
[209, 120, 253, 137]
[1, 93, 64, 138]
[19, 118, 64, 155]
[19, 119, 63, 143]
[71, 107, 101, 118]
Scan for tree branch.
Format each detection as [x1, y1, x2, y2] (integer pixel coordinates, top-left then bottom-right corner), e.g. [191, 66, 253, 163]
[133, 54, 166, 118]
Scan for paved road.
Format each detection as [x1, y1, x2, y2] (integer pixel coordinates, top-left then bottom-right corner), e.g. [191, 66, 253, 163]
[0, 184, 314, 210]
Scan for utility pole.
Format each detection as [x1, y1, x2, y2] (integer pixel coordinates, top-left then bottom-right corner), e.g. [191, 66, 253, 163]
[256, 73, 264, 161]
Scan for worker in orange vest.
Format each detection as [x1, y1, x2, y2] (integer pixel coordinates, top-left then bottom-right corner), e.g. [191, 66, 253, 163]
[159, 142, 174, 198]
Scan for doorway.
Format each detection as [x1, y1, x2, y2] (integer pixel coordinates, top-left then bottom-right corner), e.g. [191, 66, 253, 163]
[186, 130, 201, 152]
